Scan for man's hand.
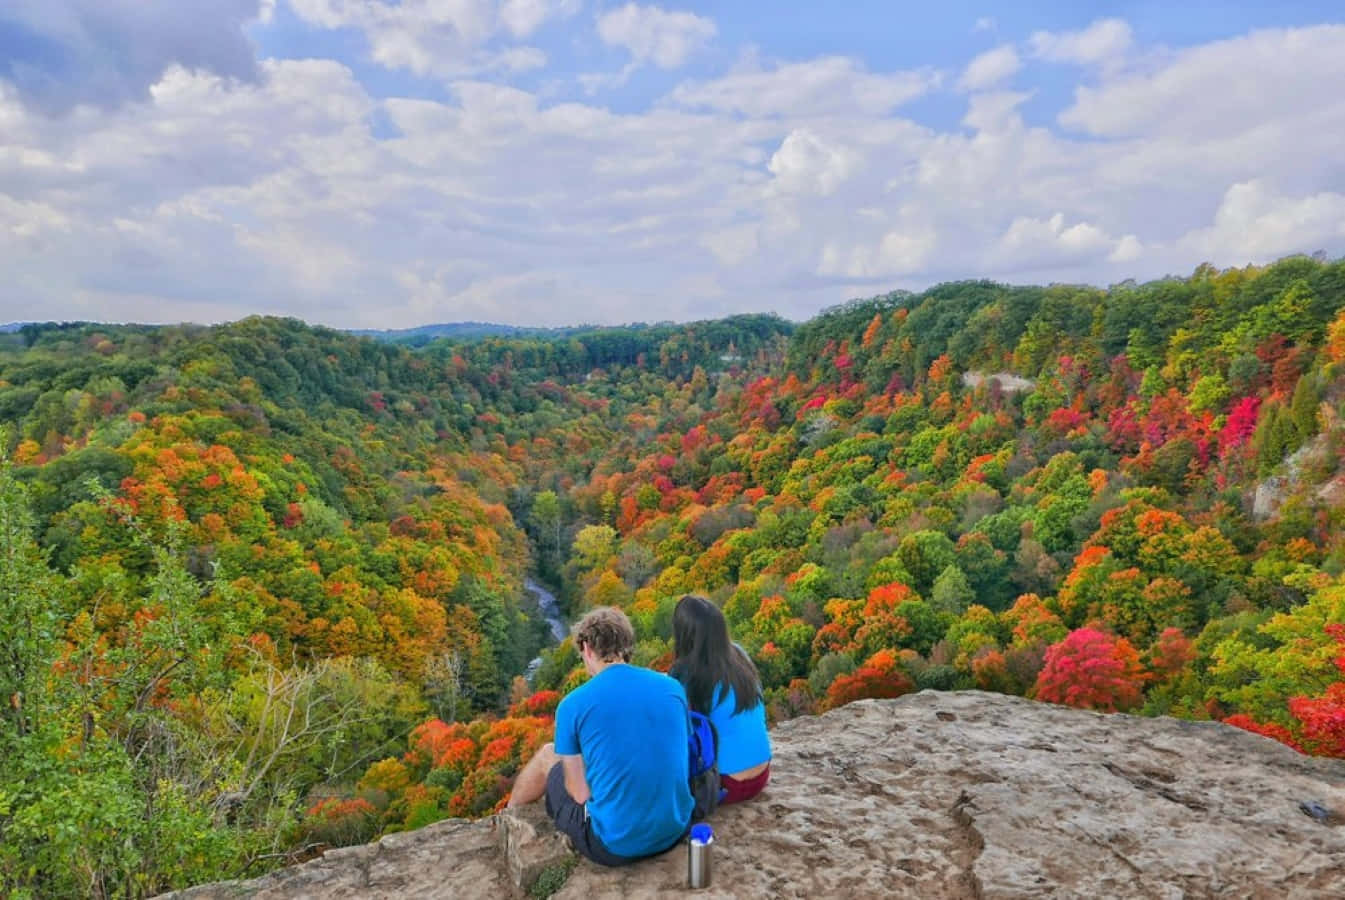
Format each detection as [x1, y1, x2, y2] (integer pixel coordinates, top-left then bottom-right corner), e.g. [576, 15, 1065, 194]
[560, 753, 591, 805]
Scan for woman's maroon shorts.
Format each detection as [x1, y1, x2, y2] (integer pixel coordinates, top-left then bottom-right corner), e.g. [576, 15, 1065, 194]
[720, 763, 770, 804]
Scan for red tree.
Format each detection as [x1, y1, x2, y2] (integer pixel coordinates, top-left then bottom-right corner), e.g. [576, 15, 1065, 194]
[1147, 627, 1195, 682]
[1288, 685, 1345, 758]
[1033, 628, 1146, 712]
[823, 649, 914, 710]
[1218, 396, 1261, 457]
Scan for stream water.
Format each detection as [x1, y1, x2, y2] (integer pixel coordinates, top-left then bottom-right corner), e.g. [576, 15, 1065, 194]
[524, 577, 566, 682]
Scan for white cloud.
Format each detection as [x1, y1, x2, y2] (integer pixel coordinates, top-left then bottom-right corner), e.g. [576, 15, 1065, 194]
[577, 69, 629, 94]
[0, 192, 72, 239]
[1, 20, 1343, 328]
[488, 46, 550, 72]
[766, 128, 861, 198]
[287, 0, 563, 79]
[958, 45, 1020, 92]
[1109, 234, 1144, 263]
[0, 0, 262, 113]
[973, 17, 995, 34]
[700, 224, 759, 266]
[500, 0, 580, 38]
[1179, 181, 1345, 262]
[819, 225, 937, 279]
[289, 0, 489, 76]
[1059, 25, 1345, 139]
[962, 90, 1030, 132]
[596, 3, 716, 69]
[0, 59, 794, 326]
[1030, 18, 1132, 66]
[992, 212, 1116, 267]
[669, 56, 938, 118]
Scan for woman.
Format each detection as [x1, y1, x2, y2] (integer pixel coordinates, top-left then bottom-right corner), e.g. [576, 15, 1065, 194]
[669, 594, 772, 803]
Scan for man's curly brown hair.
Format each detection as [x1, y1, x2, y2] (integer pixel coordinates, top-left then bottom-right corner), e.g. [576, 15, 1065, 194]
[572, 607, 635, 663]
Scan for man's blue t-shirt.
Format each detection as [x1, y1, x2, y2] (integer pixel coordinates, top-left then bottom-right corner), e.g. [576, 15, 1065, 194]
[554, 664, 693, 858]
[706, 683, 772, 775]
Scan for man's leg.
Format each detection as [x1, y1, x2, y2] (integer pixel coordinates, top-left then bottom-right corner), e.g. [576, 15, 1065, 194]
[539, 759, 634, 867]
[507, 742, 558, 807]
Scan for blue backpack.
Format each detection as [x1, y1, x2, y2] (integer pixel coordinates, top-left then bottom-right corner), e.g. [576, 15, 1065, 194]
[688, 710, 722, 822]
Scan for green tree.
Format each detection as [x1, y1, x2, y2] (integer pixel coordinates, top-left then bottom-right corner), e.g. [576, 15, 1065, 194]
[530, 490, 562, 556]
[896, 530, 957, 596]
[0, 451, 58, 738]
[1187, 373, 1229, 413]
[930, 565, 975, 616]
[572, 524, 618, 573]
[1251, 401, 1299, 476]
[1289, 374, 1320, 441]
[0, 454, 240, 897]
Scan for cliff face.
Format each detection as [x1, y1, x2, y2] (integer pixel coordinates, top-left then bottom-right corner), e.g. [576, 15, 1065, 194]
[164, 691, 1345, 899]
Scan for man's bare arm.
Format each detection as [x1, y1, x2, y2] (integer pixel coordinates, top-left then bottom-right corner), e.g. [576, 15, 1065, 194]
[560, 753, 591, 805]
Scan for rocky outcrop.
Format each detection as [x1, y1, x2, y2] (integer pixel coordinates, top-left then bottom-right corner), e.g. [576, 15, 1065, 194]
[162, 691, 1345, 899]
[961, 372, 1035, 394]
[162, 818, 514, 899]
[1251, 432, 1340, 522]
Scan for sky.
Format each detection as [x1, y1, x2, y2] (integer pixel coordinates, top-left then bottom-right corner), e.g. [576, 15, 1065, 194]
[1, 1, 1344, 329]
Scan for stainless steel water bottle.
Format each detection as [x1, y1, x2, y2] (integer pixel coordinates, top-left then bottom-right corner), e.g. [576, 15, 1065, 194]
[688, 823, 713, 889]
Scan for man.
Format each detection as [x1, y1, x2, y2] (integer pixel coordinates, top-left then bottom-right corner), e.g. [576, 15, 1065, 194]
[508, 606, 693, 865]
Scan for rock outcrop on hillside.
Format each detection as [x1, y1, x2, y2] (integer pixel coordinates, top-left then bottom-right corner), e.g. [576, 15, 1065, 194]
[163, 691, 1345, 899]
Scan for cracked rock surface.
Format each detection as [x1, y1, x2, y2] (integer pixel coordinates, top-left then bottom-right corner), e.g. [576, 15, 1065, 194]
[160, 691, 1345, 899]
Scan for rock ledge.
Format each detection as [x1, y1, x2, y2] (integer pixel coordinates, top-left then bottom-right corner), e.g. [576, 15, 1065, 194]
[162, 691, 1345, 899]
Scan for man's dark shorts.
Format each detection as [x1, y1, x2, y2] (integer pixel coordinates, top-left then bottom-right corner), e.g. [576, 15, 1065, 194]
[544, 762, 641, 867]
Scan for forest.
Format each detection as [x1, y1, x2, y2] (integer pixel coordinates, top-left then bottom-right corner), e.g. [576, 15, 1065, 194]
[2, 258, 1344, 897]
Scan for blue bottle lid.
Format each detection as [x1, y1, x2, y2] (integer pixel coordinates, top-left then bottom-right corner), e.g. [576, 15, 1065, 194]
[690, 823, 714, 843]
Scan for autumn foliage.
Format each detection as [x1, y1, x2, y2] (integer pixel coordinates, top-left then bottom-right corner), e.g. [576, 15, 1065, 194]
[1033, 628, 1146, 713]
[823, 649, 915, 710]
[1227, 625, 1345, 758]
[5, 257, 1345, 895]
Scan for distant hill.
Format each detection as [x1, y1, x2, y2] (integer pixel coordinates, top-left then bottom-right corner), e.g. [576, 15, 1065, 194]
[4, 318, 770, 348]
[346, 316, 793, 351]
[348, 322, 583, 345]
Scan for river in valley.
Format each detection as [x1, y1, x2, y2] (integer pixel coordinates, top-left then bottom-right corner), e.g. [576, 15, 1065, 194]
[524, 577, 566, 682]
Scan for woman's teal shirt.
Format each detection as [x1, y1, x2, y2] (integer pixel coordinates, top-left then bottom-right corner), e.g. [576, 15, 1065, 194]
[706, 682, 772, 774]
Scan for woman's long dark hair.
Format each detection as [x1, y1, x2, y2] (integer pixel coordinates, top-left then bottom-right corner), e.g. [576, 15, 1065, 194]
[671, 594, 762, 715]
